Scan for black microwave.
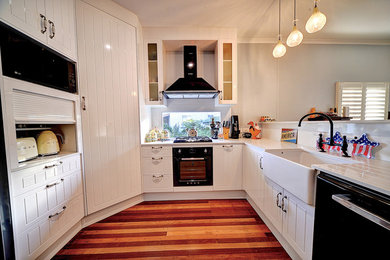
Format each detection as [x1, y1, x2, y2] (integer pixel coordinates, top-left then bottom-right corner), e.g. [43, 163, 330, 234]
[0, 22, 77, 93]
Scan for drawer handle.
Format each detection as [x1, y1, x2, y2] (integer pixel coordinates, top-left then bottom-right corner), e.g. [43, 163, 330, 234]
[152, 174, 164, 183]
[152, 146, 163, 150]
[222, 145, 233, 148]
[40, 14, 47, 34]
[48, 20, 55, 38]
[44, 161, 63, 169]
[152, 157, 163, 161]
[49, 206, 66, 219]
[46, 178, 64, 188]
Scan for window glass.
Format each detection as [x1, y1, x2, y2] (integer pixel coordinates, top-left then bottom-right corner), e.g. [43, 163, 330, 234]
[162, 112, 221, 137]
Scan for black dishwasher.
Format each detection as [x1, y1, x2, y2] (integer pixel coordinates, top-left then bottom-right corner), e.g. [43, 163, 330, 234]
[313, 172, 390, 260]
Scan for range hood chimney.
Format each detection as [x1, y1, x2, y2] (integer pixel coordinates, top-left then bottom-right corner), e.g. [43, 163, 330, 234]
[162, 45, 220, 99]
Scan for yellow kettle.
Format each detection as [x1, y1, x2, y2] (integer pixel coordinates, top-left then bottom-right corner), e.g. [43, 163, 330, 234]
[37, 131, 60, 156]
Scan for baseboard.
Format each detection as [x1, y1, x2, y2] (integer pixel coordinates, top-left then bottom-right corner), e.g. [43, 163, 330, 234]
[246, 195, 301, 260]
[81, 194, 144, 227]
[37, 221, 82, 260]
[143, 190, 246, 201]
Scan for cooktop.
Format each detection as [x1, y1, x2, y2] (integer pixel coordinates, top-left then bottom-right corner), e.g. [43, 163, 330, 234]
[173, 136, 213, 143]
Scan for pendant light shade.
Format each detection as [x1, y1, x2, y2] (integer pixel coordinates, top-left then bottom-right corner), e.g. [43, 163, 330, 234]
[306, 0, 326, 33]
[287, 0, 303, 47]
[273, 40, 287, 58]
[273, 0, 286, 58]
[287, 26, 303, 47]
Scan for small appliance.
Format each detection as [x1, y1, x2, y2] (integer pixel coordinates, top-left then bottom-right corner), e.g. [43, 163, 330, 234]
[229, 115, 240, 139]
[37, 131, 60, 156]
[16, 137, 38, 162]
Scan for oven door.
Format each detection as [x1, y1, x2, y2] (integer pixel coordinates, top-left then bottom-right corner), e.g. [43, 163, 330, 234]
[173, 149, 213, 186]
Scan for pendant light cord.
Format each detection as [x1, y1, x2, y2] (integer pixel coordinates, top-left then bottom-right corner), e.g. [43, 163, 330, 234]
[278, 0, 281, 40]
[293, 0, 297, 26]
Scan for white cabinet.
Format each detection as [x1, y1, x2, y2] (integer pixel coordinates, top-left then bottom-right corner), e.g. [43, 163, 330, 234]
[141, 146, 173, 193]
[144, 40, 164, 105]
[213, 144, 242, 190]
[76, 0, 141, 214]
[0, 0, 77, 60]
[11, 154, 83, 260]
[217, 39, 237, 104]
[243, 145, 265, 208]
[263, 177, 314, 260]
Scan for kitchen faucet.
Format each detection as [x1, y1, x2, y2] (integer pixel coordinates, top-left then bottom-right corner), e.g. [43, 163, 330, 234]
[298, 112, 335, 146]
[297, 113, 350, 157]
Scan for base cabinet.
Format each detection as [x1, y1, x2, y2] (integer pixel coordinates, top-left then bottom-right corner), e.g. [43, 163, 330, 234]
[243, 145, 265, 208]
[263, 178, 314, 260]
[213, 144, 243, 190]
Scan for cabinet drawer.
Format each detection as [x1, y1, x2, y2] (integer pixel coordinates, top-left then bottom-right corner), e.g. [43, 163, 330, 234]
[143, 174, 173, 193]
[12, 154, 81, 197]
[15, 194, 84, 260]
[141, 156, 172, 174]
[13, 170, 82, 234]
[141, 146, 172, 157]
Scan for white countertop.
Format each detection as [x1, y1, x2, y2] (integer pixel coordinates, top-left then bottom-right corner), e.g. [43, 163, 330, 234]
[142, 138, 390, 196]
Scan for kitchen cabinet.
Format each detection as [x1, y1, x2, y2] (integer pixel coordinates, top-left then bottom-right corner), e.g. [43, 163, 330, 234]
[76, 1, 141, 214]
[243, 145, 265, 208]
[141, 146, 173, 192]
[217, 40, 237, 104]
[144, 40, 164, 105]
[11, 154, 83, 260]
[213, 144, 243, 190]
[0, 0, 77, 60]
[263, 177, 314, 260]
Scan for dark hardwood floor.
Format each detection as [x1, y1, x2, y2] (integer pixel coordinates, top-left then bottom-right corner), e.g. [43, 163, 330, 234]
[53, 199, 291, 259]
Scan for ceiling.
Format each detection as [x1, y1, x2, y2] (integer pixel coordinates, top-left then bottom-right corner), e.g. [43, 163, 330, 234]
[113, 0, 390, 43]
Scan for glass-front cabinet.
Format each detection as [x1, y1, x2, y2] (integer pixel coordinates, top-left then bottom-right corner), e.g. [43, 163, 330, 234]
[218, 40, 237, 104]
[144, 40, 164, 105]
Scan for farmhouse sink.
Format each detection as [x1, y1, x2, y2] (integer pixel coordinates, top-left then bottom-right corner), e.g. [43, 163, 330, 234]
[263, 149, 355, 205]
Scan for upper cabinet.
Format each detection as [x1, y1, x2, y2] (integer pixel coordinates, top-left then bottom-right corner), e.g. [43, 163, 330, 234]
[0, 0, 77, 61]
[144, 40, 164, 105]
[142, 28, 237, 106]
[217, 39, 237, 104]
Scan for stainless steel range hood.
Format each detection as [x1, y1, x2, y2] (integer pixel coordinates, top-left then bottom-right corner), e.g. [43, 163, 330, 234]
[162, 45, 220, 99]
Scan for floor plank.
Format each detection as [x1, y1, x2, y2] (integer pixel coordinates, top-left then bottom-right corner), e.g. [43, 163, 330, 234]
[53, 199, 291, 259]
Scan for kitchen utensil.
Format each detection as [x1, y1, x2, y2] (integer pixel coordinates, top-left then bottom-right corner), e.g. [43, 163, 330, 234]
[16, 137, 38, 162]
[37, 130, 60, 156]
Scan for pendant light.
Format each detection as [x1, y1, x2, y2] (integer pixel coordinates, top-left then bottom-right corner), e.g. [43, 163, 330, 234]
[305, 0, 327, 33]
[287, 0, 303, 47]
[273, 0, 286, 58]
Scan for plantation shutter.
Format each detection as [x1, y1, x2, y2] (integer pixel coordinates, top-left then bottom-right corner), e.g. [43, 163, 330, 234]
[336, 82, 389, 121]
[364, 83, 389, 120]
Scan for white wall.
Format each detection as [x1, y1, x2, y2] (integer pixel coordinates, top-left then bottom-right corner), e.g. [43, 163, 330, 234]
[233, 43, 390, 123]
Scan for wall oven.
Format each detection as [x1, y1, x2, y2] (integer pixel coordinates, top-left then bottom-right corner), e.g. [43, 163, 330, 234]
[173, 147, 213, 186]
[313, 172, 390, 259]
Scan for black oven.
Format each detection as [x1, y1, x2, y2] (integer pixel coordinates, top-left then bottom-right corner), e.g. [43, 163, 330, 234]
[0, 22, 77, 93]
[173, 147, 213, 186]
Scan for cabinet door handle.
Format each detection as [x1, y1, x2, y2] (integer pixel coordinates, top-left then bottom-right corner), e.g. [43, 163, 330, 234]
[44, 161, 63, 169]
[222, 145, 233, 148]
[152, 157, 163, 161]
[151, 146, 163, 150]
[81, 96, 87, 111]
[46, 178, 64, 188]
[40, 14, 47, 33]
[281, 196, 287, 213]
[49, 206, 66, 219]
[259, 156, 263, 170]
[276, 192, 282, 208]
[48, 20, 55, 38]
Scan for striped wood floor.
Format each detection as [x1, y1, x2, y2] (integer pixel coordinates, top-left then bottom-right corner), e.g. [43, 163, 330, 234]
[54, 199, 291, 259]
